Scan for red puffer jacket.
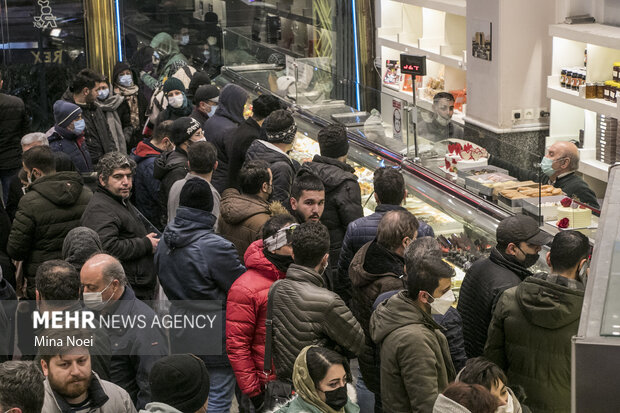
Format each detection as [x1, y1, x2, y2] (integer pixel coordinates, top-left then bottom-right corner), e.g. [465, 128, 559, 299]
[226, 239, 286, 396]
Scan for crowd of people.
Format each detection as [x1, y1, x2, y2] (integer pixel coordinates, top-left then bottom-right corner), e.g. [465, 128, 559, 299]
[0, 41, 591, 413]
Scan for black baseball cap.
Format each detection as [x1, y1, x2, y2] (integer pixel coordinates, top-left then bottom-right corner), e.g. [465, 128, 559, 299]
[496, 215, 553, 246]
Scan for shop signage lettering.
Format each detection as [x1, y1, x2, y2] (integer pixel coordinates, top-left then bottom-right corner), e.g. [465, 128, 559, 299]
[33, 0, 58, 29]
[31, 50, 63, 64]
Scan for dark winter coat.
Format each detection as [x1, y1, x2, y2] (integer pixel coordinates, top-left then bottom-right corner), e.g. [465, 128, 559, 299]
[246, 140, 300, 206]
[349, 241, 404, 394]
[154, 206, 245, 366]
[7, 172, 92, 288]
[299, 155, 363, 274]
[107, 287, 168, 410]
[227, 118, 262, 190]
[0, 204, 15, 292]
[80, 186, 157, 301]
[270, 264, 365, 381]
[48, 127, 94, 173]
[190, 106, 209, 126]
[226, 240, 286, 396]
[337, 204, 435, 304]
[130, 140, 164, 228]
[374, 289, 468, 375]
[153, 148, 189, 227]
[457, 247, 532, 358]
[62, 91, 115, 164]
[0, 271, 16, 363]
[485, 275, 584, 413]
[0, 93, 29, 170]
[204, 84, 249, 193]
[218, 189, 286, 263]
[370, 291, 456, 413]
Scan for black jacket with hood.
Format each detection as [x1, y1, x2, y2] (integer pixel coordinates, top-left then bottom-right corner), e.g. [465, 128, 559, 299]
[203, 83, 249, 193]
[299, 155, 363, 272]
[153, 148, 189, 228]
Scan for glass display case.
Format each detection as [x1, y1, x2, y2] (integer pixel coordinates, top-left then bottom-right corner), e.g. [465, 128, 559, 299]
[214, 32, 602, 294]
[573, 163, 620, 412]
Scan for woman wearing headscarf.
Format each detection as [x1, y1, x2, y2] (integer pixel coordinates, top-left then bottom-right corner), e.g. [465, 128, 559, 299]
[95, 79, 127, 154]
[269, 346, 360, 413]
[113, 61, 148, 151]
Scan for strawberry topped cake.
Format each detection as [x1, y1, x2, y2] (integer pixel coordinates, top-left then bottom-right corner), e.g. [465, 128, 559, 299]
[442, 143, 488, 173]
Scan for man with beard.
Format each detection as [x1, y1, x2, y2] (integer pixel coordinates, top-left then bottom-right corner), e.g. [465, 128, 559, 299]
[289, 172, 325, 224]
[417, 92, 463, 142]
[39, 328, 136, 413]
[457, 214, 553, 358]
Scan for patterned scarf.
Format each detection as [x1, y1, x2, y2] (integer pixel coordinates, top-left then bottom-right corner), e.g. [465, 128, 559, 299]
[114, 84, 140, 129]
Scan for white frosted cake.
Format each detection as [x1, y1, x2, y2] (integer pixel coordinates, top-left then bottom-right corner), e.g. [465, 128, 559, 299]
[557, 206, 592, 228]
[443, 143, 488, 173]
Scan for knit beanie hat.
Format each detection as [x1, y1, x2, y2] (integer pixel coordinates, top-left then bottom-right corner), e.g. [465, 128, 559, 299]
[170, 117, 201, 145]
[163, 77, 186, 94]
[317, 124, 349, 158]
[53, 100, 82, 128]
[194, 85, 219, 104]
[187, 71, 211, 100]
[179, 178, 214, 213]
[263, 109, 297, 144]
[149, 354, 210, 412]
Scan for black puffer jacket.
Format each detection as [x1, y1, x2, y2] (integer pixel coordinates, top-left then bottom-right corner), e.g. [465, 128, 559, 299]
[299, 155, 363, 273]
[7, 172, 92, 295]
[80, 186, 156, 301]
[457, 247, 532, 358]
[349, 241, 404, 394]
[62, 91, 115, 164]
[246, 140, 300, 206]
[270, 264, 365, 381]
[204, 84, 249, 193]
[0, 93, 29, 170]
[153, 148, 189, 227]
[226, 117, 262, 190]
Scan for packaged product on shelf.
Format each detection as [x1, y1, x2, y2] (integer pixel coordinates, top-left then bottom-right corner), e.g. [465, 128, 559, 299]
[383, 60, 401, 88]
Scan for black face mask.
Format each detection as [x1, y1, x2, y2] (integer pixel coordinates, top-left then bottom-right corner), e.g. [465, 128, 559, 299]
[324, 385, 348, 410]
[263, 248, 294, 273]
[517, 247, 540, 268]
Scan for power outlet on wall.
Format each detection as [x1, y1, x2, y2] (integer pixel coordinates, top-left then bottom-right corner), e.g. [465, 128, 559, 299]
[512, 110, 522, 122]
[537, 107, 550, 118]
[524, 108, 535, 120]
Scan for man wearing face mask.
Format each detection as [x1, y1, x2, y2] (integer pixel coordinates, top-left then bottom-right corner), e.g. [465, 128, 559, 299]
[48, 100, 93, 173]
[489, 141, 600, 209]
[226, 214, 296, 411]
[95, 79, 127, 154]
[457, 215, 553, 359]
[7, 146, 92, 300]
[62, 69, 116, 165]
[80, 254, 168, 410]
[190, 84, 220, 126]
[369, 256, 456, 413]
[155, 78, 193, 126]
[485, 230, 589, 413]
[417, 92, 463, 143]
[131, 121, 175, 230]
[269, 222, 365, 382]
[153, 117, 204, 227]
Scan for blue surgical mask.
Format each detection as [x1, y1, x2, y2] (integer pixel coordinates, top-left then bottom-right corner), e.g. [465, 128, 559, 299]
[540, 156, 555, 177]
[203, 50, 211, 61]
[118, 74, 133, 87]
[180, 35, 190, 46]
[73, 119, 86, 135]
[208, 104, 218, 117]
[97, 88, 110, 100]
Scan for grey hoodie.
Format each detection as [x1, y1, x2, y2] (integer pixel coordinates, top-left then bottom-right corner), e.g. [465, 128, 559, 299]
[138, 402, 183, 413]
[62, 226, 103, 271]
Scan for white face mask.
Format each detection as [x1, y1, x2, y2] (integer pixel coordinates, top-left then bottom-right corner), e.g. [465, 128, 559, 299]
[180, 35, 190, 46]
[168, 95, 184, 109]
[427, 289, 455, 315]
[496, 392, 514, 413]
[83, 280, 114, 310]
